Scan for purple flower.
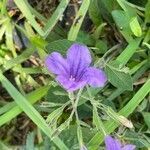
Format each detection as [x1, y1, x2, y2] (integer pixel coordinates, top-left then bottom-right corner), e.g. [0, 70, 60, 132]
[45, 43, 107, 91]
[105, 136, 136, 150]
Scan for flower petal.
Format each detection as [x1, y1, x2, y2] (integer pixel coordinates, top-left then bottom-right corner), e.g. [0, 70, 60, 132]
[67, 43, 91, 79]
[105, 136, 121, 150]
[45, 52, 69, 75]
[84, 67, 107, 87]
[56, 75, 87, 91]
[122, 145, 136, 150]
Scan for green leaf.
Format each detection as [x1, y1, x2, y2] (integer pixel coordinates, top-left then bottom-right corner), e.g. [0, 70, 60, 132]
[5, 20, 16, 55]
[112, 10, 134, 42]
[23, 0, 47, 23]
[0, 22, 7, 40]
[14, 0, 70, 38]
[93, 23, 106, 40]
[124, 131, 150, 148]
[145, 0, 150, 24]
[2, 46, 35, 72]
[46, 105, 66, 126]
[101, 0, 118, 13]
[137, 98, 148, 112]
[112, 10, 130, 30]
[116, 38, 141, 65]
[93, 106, 106, 135]
[76, 31, 95, 46]
[46, 86, 69, 103]
[97, 0, 119, 24]
[130, 17, 142, 37]
[60, 125, 78, 149]
[46, 39, 74, 55]
[142, 112, 150, 129]
[0, 101, 15, 115]
[14, 0, 44, 36]
[68, 0, 90, 41]
[30, 35, 47, 49]
[105, 64, 133, 91]
[43, 0, 70, 38]
[0, 141, 10, 150]
[112, 3, 138, 41]
[95, 40, 107, 54]
[59, 125, 93, 149]
[88, 0, 102, 26]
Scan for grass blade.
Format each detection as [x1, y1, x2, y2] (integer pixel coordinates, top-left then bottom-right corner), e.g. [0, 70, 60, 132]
[14, 0, 44, 36]
[2, 46, 35, 72]
[23, 0, 47, 23]
[0, 102, 16, 115]
[43, 0, 70, 38]
[68, 0, 90, 41]
[116, 38, 141, 65]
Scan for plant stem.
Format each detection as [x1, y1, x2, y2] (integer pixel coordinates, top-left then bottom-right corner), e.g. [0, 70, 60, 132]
[69, 89, 84, 148]
[86, 86, 107, 136]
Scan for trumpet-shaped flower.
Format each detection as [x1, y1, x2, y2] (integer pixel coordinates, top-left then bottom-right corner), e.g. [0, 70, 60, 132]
[105, 135, 136, 150]
[45, 43, 107, 91]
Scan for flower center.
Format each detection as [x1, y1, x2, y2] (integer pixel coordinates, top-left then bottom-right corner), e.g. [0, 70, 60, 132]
[69, 75, 75, 81]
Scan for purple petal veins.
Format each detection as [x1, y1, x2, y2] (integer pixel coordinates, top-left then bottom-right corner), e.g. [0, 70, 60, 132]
[105, 135, 136, 150]
[45, 43, 107, 91]
[85, 67, 107, 87]
[45, 52, 69, 75]
[105, 136, 121, 150]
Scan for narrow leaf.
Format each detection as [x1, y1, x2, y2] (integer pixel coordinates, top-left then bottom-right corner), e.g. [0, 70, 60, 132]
[130, 17, 142, 37]
[142, 112, 150, 129]
[68, 0, 90, 41]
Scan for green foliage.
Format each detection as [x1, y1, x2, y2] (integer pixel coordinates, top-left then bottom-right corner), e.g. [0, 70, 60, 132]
[145, 0, 150, 25]
[89, 0, 102, 26]
[46, 86, 69, 103]
[68, 0, 90, 41]
[0, 0, 149, 149]
[142, 112, 150, 129]
[46, 39, 74, 54]
[105, 62, 133, 90]
[129, 17, 142, 37]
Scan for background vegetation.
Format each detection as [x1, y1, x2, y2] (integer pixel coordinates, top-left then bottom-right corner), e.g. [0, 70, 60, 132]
[0, 0, 150, 149]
